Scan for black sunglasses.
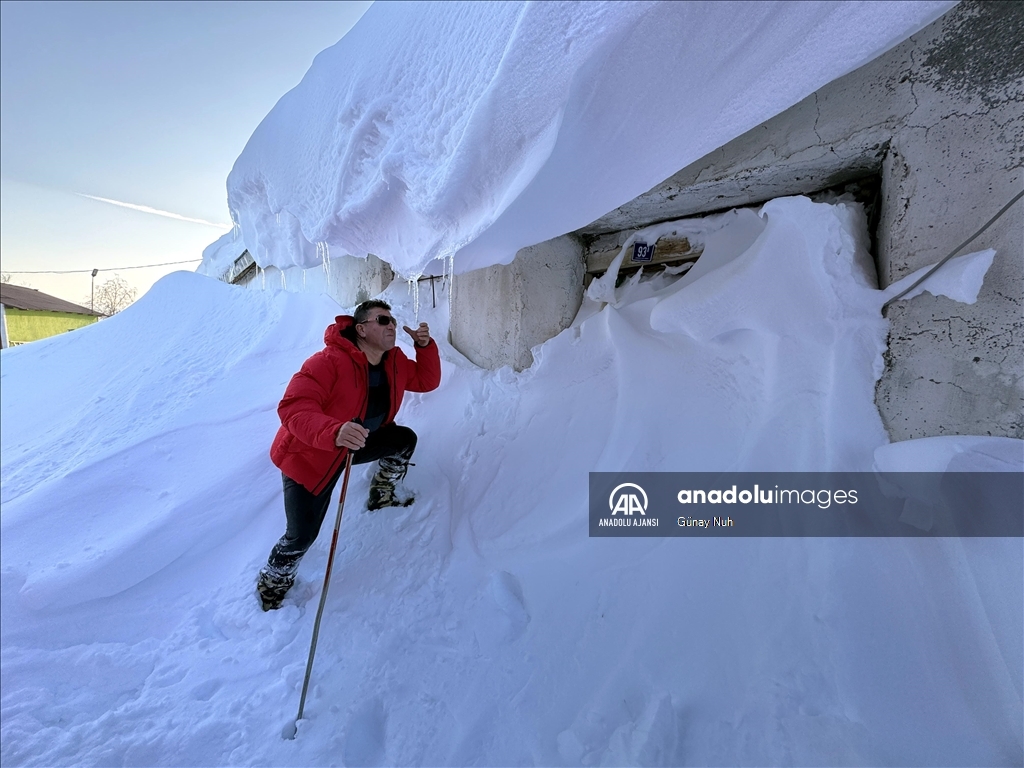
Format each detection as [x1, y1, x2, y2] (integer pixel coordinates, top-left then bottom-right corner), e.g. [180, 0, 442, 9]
[361, 315, 397, 326]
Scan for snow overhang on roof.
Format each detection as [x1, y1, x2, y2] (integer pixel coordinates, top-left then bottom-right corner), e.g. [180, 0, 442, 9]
[209, 0, 956, 280]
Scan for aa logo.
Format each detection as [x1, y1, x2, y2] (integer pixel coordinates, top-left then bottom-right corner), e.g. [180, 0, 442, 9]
[609, 483, 648, 516]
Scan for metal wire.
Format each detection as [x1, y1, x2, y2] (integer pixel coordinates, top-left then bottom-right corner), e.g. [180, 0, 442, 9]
[882, 187, 1023, 313]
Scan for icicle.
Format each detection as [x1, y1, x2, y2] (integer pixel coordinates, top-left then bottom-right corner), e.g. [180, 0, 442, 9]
[280, 270, 286, 290]
[446, 253, 456, 326]
[410, 277, 420, 325]
[318, 241, 331, 286]
[260, 266, 266, 290]
[230, 209, 241, 240]
[302, 270, 307, 291]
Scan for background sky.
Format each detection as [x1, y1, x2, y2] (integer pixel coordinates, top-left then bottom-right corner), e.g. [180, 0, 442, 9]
[1, 0, 372, 306]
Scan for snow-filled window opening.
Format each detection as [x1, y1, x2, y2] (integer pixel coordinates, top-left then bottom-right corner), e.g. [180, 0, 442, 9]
[807, 174, 882, 280]
[581, 174, 883, 292]
[226, 251, 257, 286]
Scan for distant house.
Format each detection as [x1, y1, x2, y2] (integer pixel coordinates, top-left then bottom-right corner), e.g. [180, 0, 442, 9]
[0, 283, 103, 347]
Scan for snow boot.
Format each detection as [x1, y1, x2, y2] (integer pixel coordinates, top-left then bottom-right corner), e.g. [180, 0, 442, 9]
[367, 453, 414, 511]
[256, 560, 298, 611]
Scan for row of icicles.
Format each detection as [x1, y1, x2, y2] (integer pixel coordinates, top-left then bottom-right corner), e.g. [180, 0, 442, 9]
[248, 239, 456, 328]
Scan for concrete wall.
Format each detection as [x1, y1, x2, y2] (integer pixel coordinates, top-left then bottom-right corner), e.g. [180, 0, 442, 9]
[875, 3, 1023, 439]
[576, 0, 1023, 440]
[450, 235, 584, 371]
[326, 254, 395, 307]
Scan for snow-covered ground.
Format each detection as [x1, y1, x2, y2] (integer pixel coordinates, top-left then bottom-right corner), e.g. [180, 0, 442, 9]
[3, 197, 1021, 766]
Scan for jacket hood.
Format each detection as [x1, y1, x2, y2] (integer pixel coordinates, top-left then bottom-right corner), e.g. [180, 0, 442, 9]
[324, 315, 364, 359]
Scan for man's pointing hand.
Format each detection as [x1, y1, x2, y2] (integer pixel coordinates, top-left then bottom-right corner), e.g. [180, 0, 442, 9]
[403, 322, 431, 347]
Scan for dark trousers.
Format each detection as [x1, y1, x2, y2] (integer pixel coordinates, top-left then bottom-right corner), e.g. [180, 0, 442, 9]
[266, 423, 417, 571]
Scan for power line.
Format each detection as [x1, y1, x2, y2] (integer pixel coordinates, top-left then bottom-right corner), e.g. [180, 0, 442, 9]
[3, 259, 202, 275]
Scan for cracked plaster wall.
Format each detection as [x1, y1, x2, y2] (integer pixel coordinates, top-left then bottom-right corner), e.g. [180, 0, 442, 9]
[449, 235, 584, 371]
[577, 0, 1022, 441]
[873, 1, 1022, 440]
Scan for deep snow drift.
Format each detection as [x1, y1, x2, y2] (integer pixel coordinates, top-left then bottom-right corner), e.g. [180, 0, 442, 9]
[3, 197, 1021, 766]
[204, 0, 954, 279]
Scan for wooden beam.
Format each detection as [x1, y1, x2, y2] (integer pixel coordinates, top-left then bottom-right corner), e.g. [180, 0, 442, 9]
[585, 236, 703, 274]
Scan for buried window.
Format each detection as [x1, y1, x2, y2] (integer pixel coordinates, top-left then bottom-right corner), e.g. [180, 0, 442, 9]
[581, 174, 882, 290]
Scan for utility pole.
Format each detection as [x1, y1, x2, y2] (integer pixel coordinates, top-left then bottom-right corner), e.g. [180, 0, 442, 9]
[91, 268, 99, 312]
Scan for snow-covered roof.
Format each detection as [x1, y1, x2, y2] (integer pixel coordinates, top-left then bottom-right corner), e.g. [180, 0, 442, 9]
[210, 1, 954, 279]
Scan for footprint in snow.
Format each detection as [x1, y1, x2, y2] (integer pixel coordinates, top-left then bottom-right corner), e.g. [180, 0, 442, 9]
[342, 697, 387, 767]
[189, 679, 222, 702]
[474, 571, 530, 651]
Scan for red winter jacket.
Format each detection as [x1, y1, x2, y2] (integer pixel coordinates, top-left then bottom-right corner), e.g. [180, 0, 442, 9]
[270, 315, 442, 494]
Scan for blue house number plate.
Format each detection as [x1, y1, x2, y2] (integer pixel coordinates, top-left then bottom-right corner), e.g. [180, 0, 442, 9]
[632, 242, 655, 262]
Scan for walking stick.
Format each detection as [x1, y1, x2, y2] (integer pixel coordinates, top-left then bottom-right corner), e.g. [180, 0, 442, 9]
[283, 451, 355, 740]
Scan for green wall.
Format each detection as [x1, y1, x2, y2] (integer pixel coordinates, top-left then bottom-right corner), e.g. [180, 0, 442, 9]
[4, 308, 98, 344]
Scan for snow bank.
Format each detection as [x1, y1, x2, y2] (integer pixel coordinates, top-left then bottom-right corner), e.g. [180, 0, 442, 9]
[4, 196, 1020, 766]
[883, 248, 996, 305]
[874, 433, 1024, 472]
[0, 273, 341, 611]
[215, 0, 954, 278]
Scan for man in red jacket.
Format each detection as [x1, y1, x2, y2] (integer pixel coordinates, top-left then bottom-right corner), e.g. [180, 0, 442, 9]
[257, 299, 442, 610]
